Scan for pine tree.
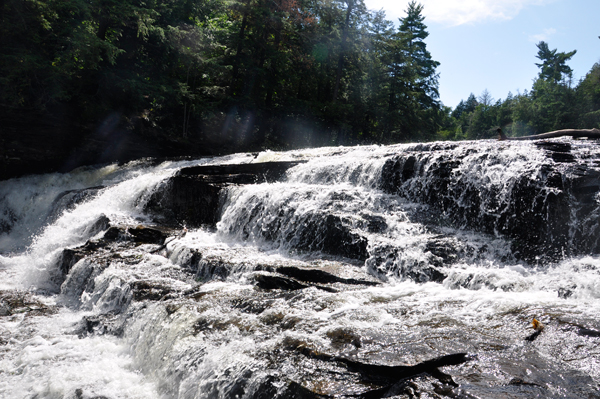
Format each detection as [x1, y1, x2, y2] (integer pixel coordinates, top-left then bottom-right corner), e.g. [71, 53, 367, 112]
[535, 41, 577, 84]
[398, 1, 440, 107]
[388, 1, 440, 139]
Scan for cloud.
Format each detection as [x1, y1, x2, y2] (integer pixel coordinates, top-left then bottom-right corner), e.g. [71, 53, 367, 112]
[529, 28, 557, 42]
[365, 0, 551, 26]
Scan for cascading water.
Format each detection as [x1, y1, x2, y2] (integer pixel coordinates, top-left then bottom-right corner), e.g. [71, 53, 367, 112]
[1, 140, 600, 398]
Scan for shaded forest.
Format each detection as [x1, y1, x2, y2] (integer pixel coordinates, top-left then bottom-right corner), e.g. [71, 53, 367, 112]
[1, 0, 600, 173]
[1, 0, 441, 153]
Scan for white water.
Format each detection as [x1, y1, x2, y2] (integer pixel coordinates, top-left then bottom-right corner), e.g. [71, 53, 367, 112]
[1, 142, 599, 398]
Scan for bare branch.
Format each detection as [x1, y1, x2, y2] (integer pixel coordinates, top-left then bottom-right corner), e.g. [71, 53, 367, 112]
[497, 128, 600, 141]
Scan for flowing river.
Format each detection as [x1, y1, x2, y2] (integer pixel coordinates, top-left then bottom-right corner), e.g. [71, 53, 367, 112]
[1, 140, 599, 398]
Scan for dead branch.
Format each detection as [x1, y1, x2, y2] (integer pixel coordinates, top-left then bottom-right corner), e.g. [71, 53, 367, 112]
[497, 128, 600, 141]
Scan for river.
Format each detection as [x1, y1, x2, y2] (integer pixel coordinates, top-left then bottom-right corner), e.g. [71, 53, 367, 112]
[1, 140, 599, 398]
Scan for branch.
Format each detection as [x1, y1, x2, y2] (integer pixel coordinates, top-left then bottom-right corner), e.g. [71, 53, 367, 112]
[497, 128, 600, 141]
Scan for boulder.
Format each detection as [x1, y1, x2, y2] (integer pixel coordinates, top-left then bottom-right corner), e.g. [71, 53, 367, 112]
[290, 214, 369, 261]
[144, 161, 307, 228]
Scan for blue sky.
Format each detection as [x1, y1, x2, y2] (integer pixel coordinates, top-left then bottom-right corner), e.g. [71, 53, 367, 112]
[363, 0, 600, 109]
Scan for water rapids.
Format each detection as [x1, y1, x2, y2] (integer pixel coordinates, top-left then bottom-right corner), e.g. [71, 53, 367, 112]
[1, 140, 600, 398]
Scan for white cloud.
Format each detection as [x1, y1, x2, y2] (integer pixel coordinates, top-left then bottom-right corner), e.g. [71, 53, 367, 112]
[365, 0, 552, 26]
[529, 28, 557, 42]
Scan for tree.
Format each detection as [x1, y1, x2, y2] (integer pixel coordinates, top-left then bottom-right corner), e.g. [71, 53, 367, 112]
[535, 41, 577, 84]
[398, 1, 439, 106]
[385, 1, 440, 140]
[1, 0, 448, 158]
[576, 62, 600, 128]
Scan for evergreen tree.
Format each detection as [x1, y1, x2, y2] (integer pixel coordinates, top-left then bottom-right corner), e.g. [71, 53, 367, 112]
[535, 41, 577, 84]
[386, 1, 440, 140]
[398, 1, 440, 106]
[576, 63, 600, 128]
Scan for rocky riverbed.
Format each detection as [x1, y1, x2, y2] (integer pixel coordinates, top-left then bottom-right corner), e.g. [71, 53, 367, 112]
[1, 140, 600, 398]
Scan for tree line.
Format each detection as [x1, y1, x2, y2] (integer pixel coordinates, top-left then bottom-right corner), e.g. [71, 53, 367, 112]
[444, 41, 600, 140]
[0, 0, 442, 151]
[1, 0, 599, 153]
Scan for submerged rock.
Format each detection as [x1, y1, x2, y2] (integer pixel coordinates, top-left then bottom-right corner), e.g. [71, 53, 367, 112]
[366, 245, 447, 283]
[0, 290, 56, 317]
[286, 341, 470, 397]
[48, 186, 105, 221]
[290, 214, 369, 261]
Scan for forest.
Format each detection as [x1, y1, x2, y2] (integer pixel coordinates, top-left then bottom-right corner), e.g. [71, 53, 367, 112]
[1, 0, 600, 155]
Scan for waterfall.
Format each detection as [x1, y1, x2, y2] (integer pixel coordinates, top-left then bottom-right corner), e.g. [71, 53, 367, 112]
[1, 140, 600, 398]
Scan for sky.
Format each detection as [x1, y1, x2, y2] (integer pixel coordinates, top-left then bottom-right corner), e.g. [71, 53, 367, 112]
[362, 0, 600, 109]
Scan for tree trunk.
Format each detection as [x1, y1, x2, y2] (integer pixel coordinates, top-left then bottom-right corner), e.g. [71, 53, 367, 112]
[265, 11, 282, 108]
[498, 128, 600, 141]
[97, 15, 110, 41]
[332, 0, 354, 103]
[229, 1, 250, 96]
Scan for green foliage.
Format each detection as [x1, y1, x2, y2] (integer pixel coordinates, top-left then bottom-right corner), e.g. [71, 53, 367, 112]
[3, 0, 599, 150]
[535, 41, 576, 83]
[448, 41, 600, 141]
[576, 63, 600, 128]
[1, 0, 446, 149]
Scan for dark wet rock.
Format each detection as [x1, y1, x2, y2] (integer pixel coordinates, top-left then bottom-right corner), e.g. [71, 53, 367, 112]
[127, 226, 167, 244]
[51, 215, 112, 289]
[366, 246, 447, 283]
[254, 273, 307, 290]
[56, 226, 124, 284]
[290, 342, 469, 396]
[178, 161, 307, 183]
[576, 326, 600, 338]
[145, 161, 307, 228]
[0, 208, 17, 235]
[424, 235, 462, 267]
[293, 214, 369, 261]
[558, 285, 576, 299]
[379, 144, 600, 262]
[191, 315, 242, 334]
[0, 290, 56, 317]
[535, 141, 576, 163]
[57, 248, 86, 278]
[245, 375, 286, 399]
[231, 297, 276, 315]
[524, 330, 543, 342]
[60, 259, 98, 307]
[509, 378, 543, 387]
[102, 226, 123, 241]
[196, 257, 232, 281]
[535, 141, 572, 153]
[167, 244, 202, 272]
[82, 214, 111, 238]
[56, 223, 179, 306]
[144, 175, 224, 227]
[254, 273, 337, 292]
[274, 266, 379, 286]
[48, 186, 104, 221]
[278, 381, 329, 399]
[84, 276, 132, 314]
[74, 387, 110, 399]
[74, 313, 126, 338]
[131, 280, 175, 301]
[380, 155, 418, 194]
[360, 214, 388, 233]
[551, 152, 576, 163]
[562, 321, 600, 338]
[326, 327, 362, 348]
[556, 319, 600, 339]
